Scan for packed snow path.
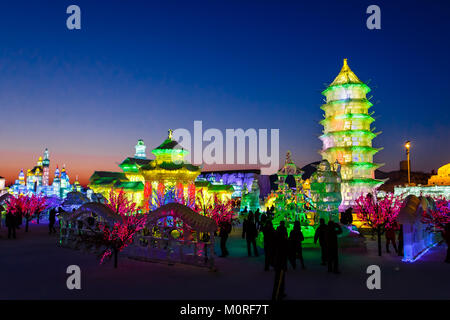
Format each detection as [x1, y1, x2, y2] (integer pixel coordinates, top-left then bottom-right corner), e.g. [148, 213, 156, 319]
[0, 224, 448, 299]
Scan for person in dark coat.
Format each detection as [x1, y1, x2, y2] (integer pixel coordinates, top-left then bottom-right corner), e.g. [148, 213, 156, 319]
[326, 220, 342, 274]
[276, 220, 288, 240]
[398, 224, 404, 256]
[270, 206, 275, 220]
[262, 220, 275, 271]
[340, 207, 353, 225]
[288, 221, 305, 269]
[314, 218, 328, 265]
[6, 211, 17, 239]
[219, 220, 232, 257]
[442, 223, 450, 263]
[385, 223, 398, 254]
[259, 212, 267, 231]
[48, 208, 57, 234]
[242, 212, 259, 256]
[272, 224, 289, 300]
[255, 209, 261, 229]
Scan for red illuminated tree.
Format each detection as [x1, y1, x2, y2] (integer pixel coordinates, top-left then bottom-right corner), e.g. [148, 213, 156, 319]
[26, 194, 48, 232]
[422, 197, 450, 232]
[354, 192, 403, 256]
[5, 196, 26, 226]
[107, 188, 137, 216]
[5, 194, 47, 232]
[81, 188, 145, 268]
[195, 190, 238, 226]
[97, 213, 146, 268]
[209, 195, 238, 226]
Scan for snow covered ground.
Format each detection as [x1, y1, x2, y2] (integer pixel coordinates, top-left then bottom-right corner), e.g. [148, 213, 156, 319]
[0, 223, 448, 300]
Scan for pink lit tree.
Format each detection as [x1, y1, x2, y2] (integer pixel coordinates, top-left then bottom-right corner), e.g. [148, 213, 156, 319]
[97, 214, 146, 268]
[354, 192, 403, 256]
[25, 194, 48, 232]
[422, 197, 450, 232]
[195, 190, 238, 226]
[209, 195, 238, 226]
[107, 188, 137, 216]
[5, 195, 26, 217]
[5, 194, 48, 232]
[81, 188, 145, 268]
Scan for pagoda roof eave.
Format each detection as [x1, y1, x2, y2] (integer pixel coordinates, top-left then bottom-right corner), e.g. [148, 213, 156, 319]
[339, 162, 384, 169]
[319, 130, 377, 139]
[140, 161, 200, 172]
[320, 146, 382, 154]
[320, 98, 373, 110]
[343, 178, 386, 186]
[153, 138, 180, 151]
[320, 113, 375, 125]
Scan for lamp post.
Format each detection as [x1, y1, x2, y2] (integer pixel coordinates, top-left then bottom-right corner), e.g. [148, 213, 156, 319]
[405, 141, 411, 185]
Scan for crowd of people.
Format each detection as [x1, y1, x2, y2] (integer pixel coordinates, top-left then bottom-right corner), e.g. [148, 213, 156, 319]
[0, 205, 63, 239]
[216, 206, 347, 300]
[215, 205, 450, 301]
[2, 198, 450, 300]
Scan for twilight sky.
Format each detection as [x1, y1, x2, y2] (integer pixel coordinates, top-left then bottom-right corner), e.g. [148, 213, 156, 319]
[0, 0, 449, 185]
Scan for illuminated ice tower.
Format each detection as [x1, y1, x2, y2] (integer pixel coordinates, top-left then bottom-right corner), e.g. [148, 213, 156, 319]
[52, 166, 61, 197]
[134, 139, 147, 159]
[42, 148, 50, 186]
[319, 59, 384, 208]
[60, 165, 72, 198]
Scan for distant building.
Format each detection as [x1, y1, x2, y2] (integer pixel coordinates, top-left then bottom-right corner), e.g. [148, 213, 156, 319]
[0, 176, 5, 195]
[197, 169, 262, 198]
[8, 149, 78, 198]
[393, 163, 450, 199]
[428, 163, 450, 186]
[376, 161, 432, 193]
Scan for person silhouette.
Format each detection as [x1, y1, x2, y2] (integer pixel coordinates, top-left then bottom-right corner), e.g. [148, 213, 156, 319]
[262, 220, 275, 271]
[219, 220, 232, 257]
[397, 224, 404, 256]
[242, 212, 259, 257]
[288, 221, 305, 269]
[255, 209, 261, 228]
[326, 220, 342, 274]
[314, 218, 328, 265]
[276, 220, 288, 240]
[272, 223, 289, 300]
[385, 223, 398, 254]
[48, 208, 57, 234]
[6, 211, 17, 239]
[260, 211, 268, 231]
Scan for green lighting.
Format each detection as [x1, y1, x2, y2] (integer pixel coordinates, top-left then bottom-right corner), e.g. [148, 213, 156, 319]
[321, 83, 371, 96]
[321, 146, 381, 154]
[319, 59, 384, 206]
[320, 98, 373, 110]
[320, 130, 377, 139]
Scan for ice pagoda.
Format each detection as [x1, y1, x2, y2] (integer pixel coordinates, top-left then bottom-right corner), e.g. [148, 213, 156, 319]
[319, 59, 384, 208]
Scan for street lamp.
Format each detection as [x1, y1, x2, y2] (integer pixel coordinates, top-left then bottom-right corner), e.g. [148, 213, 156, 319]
[404, 141, 411, 185]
